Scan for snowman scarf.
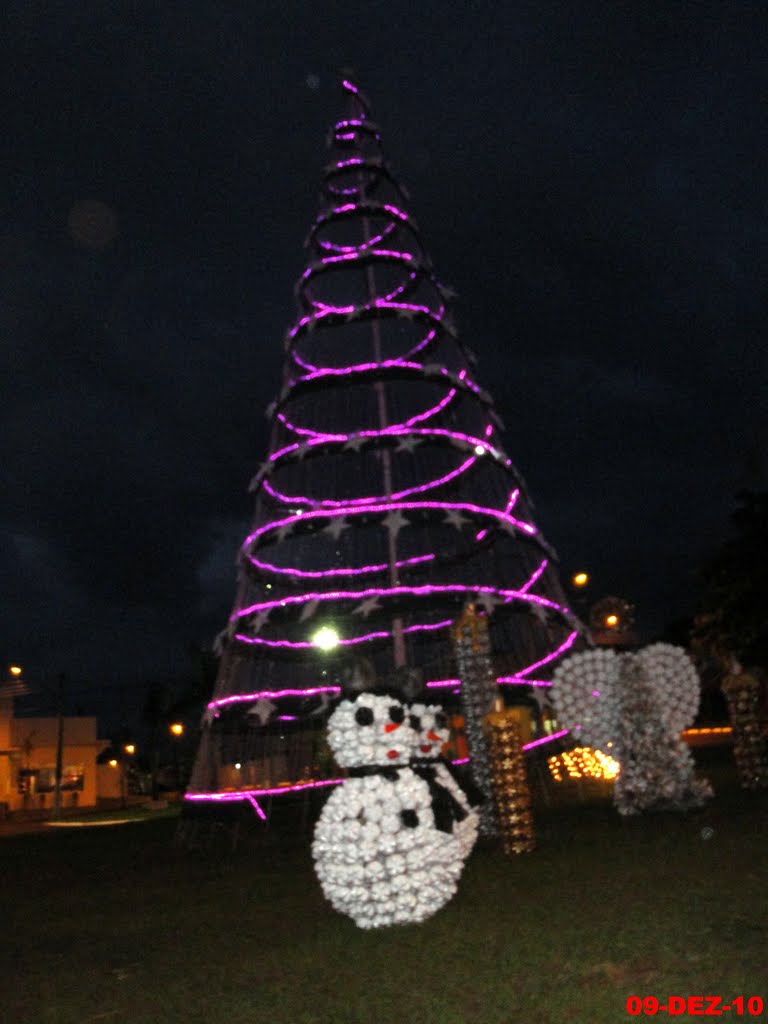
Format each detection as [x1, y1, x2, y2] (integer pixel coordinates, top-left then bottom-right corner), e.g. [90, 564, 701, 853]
[348, 763, 468, 834]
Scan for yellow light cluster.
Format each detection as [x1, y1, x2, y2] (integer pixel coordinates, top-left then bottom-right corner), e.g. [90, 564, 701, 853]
[681, 727, 732, 737]
[548, 746, 621, 783]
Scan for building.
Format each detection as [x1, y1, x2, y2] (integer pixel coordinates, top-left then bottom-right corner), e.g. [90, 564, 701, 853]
[0, 689, 109, 814]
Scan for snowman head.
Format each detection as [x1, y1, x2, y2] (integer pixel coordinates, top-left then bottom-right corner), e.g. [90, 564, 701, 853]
[327, 692, 416, 767]
[408, 702, 450, 760]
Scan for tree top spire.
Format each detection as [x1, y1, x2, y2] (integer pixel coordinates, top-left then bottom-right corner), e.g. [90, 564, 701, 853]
[339, 71, 371, 119]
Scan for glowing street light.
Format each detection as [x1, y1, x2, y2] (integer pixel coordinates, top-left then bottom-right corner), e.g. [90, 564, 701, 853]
[108, 759, 118, 768]
[312, 626, 340, 651]
[9, 665, 23, 677]
[572, 572, 589, 588]
[605, 614, 619, 629]
[124, 743, 136, 755]
[169, 723, 184, 737]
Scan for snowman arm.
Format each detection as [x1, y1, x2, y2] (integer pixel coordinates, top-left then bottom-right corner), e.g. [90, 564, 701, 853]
[441, 761, 485, 807]
[411, 764, 470, 832]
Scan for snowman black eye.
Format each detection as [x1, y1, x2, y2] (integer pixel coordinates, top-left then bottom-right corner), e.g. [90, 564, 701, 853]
[408, 714, 421, 731]
[435, 712, 447, 729]
[388, 705, 404, 724]
[400, 809, 419, 829]
[355, 707, 374, 726]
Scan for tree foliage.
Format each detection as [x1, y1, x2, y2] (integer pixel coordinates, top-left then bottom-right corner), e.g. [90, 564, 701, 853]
[694, 491, 768, 666]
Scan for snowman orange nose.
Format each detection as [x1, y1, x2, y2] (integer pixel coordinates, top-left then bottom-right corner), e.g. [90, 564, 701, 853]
[427, 729, 441, 742]
[384, 722, 400, 733]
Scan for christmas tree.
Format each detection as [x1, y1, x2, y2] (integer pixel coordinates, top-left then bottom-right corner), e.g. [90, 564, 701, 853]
[186, 79, 582, 816]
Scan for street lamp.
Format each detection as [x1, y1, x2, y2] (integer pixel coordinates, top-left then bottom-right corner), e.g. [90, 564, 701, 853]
[169, 724, 184, 792]
[9, 665, 22, 677]
[120, 744, 135, 807]
[572, 572, 589, 588]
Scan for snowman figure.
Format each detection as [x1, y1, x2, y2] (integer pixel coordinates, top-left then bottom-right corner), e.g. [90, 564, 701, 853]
[312, 691, 470, 928]
[408, 701, 480, 860]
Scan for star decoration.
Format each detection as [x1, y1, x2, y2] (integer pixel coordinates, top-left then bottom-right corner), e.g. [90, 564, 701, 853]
[395, 434, 422, 453]
[276, 521, 295, 542]
[382, 508, 409, 537]
[324, 516, 349, 540]
[477, 591, 500, 615]
[529, 603, 548, 623]
[299, 599, 320, 622]
[247, 698, 276, 725]
[443, 508, 469, 530]
[343, 434, 367, 452]
[566, 611, 589, 635]
[307, 693, 332, 716]
[352, 596, 382, 618]
[213, 628, 229, 655]
[250, 610, 271, 634]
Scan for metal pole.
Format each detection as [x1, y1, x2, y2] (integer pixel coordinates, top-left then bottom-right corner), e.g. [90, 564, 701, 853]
[52, 672, 65, 820]
[365, 261, 407, 668]
[347, 87, 406, 668]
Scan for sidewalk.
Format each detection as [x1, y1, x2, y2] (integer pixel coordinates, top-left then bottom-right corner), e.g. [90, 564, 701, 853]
[0, 800, 179, 837]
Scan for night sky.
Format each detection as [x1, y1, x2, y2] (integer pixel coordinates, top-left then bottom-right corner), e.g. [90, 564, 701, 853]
[3, 3, 766, 722]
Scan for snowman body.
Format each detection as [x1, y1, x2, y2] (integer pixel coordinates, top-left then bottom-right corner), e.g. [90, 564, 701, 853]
[312, 693, 467, 928]
[409, 702, 479, 860]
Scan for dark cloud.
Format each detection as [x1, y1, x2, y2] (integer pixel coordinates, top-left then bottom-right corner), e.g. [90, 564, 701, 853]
[2, 1, 765, 715]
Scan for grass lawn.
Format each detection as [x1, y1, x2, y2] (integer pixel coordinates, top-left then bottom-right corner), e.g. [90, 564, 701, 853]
[2, 748, 766, 1024]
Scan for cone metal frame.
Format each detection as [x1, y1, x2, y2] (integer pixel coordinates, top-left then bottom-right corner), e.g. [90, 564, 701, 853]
[187, 79, 583, 808]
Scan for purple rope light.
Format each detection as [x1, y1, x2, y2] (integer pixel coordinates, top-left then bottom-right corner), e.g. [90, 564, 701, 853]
[243, 498, 535, 556]
[185, 778, 343, 802]
[264, 429, 504, 473]
[260, 453, 475, 508]
[514, 631, 580, 677]
[234, 584, 561, 623]
[245, 549, 435, 580]
[208, 685, 341, 710]
[518, 558, 548, 594]
[497, 677, 553, 688]
[521, 730, 570, 751]
[233, 618, 453, 651]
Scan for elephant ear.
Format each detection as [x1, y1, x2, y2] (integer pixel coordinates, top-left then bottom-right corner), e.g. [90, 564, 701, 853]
[636, 643, 701, 733]
[551, 648, 621, 750]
